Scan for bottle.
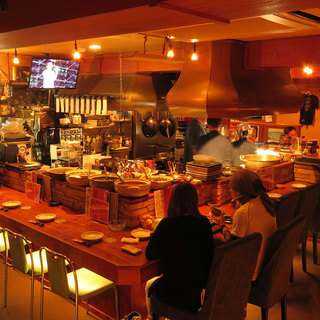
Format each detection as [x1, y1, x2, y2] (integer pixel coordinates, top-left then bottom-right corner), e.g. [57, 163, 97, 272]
[33, 113, 42, 162]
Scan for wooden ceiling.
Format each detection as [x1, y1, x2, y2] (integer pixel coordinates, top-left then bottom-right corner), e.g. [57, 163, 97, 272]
[0, 0, 319, 58]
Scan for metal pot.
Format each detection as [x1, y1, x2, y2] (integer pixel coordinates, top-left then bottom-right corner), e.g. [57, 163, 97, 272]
[142, 115, 158, 138]
[240, 154, 281, 170]
[159, 118, 175, 138]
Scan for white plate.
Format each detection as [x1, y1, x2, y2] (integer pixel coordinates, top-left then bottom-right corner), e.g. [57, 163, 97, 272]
[267, 193, 282, 199]
[292, 183, 307, 189]
[35, 213, 56, 222]
[131, 229, 152, 240]
[2, 201, 22, 208]
[81, 231, 104, 243]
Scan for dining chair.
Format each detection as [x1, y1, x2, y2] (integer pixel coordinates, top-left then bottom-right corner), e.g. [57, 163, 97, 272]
[149, 232, 262, 320]
[310, 198, 320, 264]
[248, 215, 305, 320]
[3, 228, 48, 320]
[39, 246, 120, 320]
[275, 191, 301, 230]
[294, 183, 320, 272]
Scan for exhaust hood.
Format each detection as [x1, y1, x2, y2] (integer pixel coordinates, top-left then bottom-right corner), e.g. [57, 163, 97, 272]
[59, 73, 157, 111]
[167, 40, 304, 118]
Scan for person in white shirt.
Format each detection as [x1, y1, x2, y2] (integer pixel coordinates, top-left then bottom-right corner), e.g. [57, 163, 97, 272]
[230, 169, 277, 280]
[197, 118, 233, 167]
[42, 62, 59, 88]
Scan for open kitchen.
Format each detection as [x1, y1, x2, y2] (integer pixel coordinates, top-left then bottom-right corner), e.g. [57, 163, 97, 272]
[0, 1, 320, 320]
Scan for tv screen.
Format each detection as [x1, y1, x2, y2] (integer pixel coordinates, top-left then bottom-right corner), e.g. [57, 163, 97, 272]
[29, 58, 80, 89]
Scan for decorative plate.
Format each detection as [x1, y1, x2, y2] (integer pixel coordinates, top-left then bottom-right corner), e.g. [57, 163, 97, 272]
[292, 183, 307, 189]
[81, 231, 104, 243]
[2, 201, 22, 208]
[35, 213, 56, 222]
[131, 228, 152, 240]
[267, 193, 282, 199]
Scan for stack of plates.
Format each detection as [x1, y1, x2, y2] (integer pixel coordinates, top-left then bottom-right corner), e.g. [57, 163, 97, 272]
[186, 161, 222, 181]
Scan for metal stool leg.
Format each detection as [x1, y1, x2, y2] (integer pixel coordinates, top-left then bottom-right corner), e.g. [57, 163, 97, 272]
[313, 232, 318, 264]
[281, 294, 287, 320]
[113, 285, 120, 320]
[302, 240, 307, 272]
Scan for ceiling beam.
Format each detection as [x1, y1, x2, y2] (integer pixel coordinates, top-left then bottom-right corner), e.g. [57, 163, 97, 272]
[154, 1, 230, 24]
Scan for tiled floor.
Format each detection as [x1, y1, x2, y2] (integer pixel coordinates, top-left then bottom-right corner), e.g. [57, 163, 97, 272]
[0, 241, 319, 320]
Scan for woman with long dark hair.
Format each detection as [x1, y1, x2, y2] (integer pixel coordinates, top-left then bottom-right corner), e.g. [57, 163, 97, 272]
[229, 169, 277, 280]
[145, 183, 214, 319]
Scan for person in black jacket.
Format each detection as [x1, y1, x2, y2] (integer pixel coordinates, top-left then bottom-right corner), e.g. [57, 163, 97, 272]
[145, 183, 214, 319]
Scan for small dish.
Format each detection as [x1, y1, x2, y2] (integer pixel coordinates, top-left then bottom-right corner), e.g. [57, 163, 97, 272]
[292, 183, 307, 189]
[267, 192, 282, 199]
[2, 201, 22, 209]
[131, 228, 152, 240]
[35, 213, 56, 222]
[81, 231, 104, 243]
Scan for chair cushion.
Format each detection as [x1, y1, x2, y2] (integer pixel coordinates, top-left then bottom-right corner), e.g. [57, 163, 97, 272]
[26, 250, 48, 276]
[67, 268, 115, 301]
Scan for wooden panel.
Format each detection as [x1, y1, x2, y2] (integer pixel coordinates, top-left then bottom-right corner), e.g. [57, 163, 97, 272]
[246, 36, 320, 68]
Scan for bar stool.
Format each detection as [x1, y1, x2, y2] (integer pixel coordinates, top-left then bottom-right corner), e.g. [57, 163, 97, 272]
[3, 228, 48, 320]
[39, 246, 120, 320]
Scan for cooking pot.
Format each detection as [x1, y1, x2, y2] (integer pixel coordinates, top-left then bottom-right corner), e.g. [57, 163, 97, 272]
[142, 115, 158, 138]
[240, 154, 281, 170]
[159, 118, 175, 138]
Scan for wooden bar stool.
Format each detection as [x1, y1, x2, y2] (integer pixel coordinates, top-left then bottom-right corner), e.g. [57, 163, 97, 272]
[3, 228, 48, 320]
[39, 246, 120, 320]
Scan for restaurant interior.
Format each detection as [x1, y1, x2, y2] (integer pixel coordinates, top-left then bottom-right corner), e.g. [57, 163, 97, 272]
[0, 1, 320, 319]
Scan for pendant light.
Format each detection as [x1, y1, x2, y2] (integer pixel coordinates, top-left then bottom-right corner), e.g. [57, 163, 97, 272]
[191, 43, 198, 61]
[167, 40, 174, 58]
[13, 48, 19, 64]
[73, 40, 81, 60]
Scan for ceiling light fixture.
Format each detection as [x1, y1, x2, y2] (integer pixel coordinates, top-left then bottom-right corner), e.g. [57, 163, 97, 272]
[191, 43, 198, 61]
[303, 66, 313, 75]
[73, 40, 81, 60]
[167, 40, 174, 58]
[89, 44, 101, 50]
[13, 48, 19, 64]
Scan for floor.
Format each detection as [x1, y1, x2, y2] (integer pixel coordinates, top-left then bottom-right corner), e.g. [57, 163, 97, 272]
[0, 242, 319, 320]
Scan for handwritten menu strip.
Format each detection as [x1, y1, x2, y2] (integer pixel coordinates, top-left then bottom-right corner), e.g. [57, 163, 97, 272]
[25, 181, 41, 203]
[154, 189, 165, 218]
[89, 197, 109, 224]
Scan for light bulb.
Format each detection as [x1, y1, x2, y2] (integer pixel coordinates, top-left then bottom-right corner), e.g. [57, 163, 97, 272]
[191, 52, 198, 61]
[167, 43, 174, 58]
[13, 56, 20, 64]
[73, 51, 81, 59]
[303, 66, 313, 75]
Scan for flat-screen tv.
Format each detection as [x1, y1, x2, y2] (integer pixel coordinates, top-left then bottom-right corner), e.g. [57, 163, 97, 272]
[29, 58, 80, 89]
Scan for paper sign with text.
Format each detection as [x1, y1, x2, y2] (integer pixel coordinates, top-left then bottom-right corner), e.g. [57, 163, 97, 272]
[25, 181, 41, 203]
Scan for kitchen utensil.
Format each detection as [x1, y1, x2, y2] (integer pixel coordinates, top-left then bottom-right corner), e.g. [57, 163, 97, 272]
[193, 154, 215, 164]
[48, 167, 77, 181]
[142, 114, 158, 138]
[65, 169, 101, 186]
[131, 228, 152, 240]
[150, 176, 173, 190]
[35, 213, 56, 222]
[114, 179, 151, 198]
[267, 192, 282, 199]
[108, 219, 126, 231]
[2, 201, 21, 209]
[291, 183, 307, 189]
[159, 116, 175, 138]
[72, 238, 92, 247]
[240, 154, 281, 170]
[89, 174, 118, 190]
[81, 231, 104, 243]
[28, 219, 44, 227]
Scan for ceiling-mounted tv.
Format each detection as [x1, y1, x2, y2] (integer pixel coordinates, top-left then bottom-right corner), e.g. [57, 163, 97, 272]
[29, 58, 80, 89]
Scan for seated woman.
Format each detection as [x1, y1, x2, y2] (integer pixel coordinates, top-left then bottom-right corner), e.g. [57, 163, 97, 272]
[145, 183, 214, 319]
[229, 169, 277, 280]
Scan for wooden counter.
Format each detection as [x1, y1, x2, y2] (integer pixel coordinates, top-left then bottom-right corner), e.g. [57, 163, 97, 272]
[0, 186, 160, 318]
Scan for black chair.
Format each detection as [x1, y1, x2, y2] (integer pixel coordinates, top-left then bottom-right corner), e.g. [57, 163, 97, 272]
[150, 233, 262, 320]
[275, 191, 301, 230]
[311, 198, 320, 264]
[294, 183, 320, 271]
[248, 215, 305, 320]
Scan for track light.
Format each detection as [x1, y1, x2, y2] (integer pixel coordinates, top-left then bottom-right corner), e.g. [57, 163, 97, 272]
[73, 40, 81, 60]
[13, 48, 19, 64]
[191, 43, 198, 61]
[167, 41, 174, 58]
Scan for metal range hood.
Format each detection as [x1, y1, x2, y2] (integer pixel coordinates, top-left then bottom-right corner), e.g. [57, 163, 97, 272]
[167, 40, 304, 118]
[60, 73, 157, 111]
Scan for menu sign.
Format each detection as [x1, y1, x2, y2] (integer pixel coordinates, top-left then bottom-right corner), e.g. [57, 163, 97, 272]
[153, 185, 173, 218]
[86, 187, 110, 224]
[25, 181, 41, 203]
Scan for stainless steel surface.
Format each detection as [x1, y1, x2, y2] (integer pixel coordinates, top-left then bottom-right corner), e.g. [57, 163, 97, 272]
[240, 154, 281, 170]
[167, 40, 303, 118]
[60, 74, 157, 111]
